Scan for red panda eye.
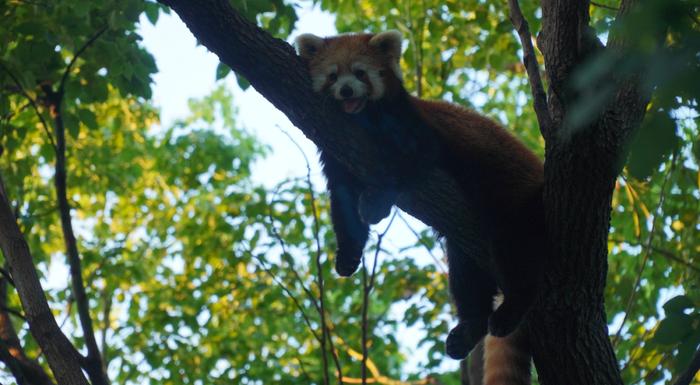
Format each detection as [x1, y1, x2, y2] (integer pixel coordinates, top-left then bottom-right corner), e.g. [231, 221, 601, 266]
[354, 69, 366, 78]
[328, 73, 338, 82]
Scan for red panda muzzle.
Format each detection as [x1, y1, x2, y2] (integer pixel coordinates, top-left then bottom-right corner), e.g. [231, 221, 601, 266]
[342, 98, 366, 114]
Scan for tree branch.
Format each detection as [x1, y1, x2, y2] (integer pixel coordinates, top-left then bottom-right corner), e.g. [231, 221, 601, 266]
[0, 62, 56, 149]
[157, 2, 656, 385]
[0, 276, 55, 385]
[538, 0, 594, 126]
[0, 174, 88, 384]
[591, 1, 619, 11]
[57, 26, 108, 95]
[613, 153, 675, 346]
[508, 0, 553, 139]
[47, 27, 110, 384]
[156, 0, 486, 286]
[285, 129, 344, 384]
[0, 266, 15, 287]
[673, 347, 700, 385]
[361, 213, 395, 385]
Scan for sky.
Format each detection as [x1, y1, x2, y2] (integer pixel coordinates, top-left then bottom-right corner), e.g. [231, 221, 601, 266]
[137, 4, 460, 376]
[139, 5, 334, 187]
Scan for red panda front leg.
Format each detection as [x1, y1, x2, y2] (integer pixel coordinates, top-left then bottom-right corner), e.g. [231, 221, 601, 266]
[321, 152, 370, 277]
[358, 187, 397, 224]
[487, 193, 544, 337]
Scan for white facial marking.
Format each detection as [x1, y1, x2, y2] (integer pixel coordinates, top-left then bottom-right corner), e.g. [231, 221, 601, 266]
[312, 64, 338, 92]
[366, 68, 384, 100]
[390, 63, 403, 81]
[330, 74, 367, 100]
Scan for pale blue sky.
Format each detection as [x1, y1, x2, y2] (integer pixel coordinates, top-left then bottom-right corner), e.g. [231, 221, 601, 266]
[137, 4, 460, 376]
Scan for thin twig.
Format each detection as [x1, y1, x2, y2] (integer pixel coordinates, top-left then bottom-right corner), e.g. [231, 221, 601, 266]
[397, 212, 447, 274]
[609, 237, 699, 273]
[619, 326, 654, 375]
[672, 347, 700, 385]
[57, 26, 108, 95]
[0, 62, 56, 149]
[631, 352, 671, 385]
[508, 0, 553, 139]
[59, 297, 74, 329]
[612, 153, 676, 346]
[1, 101, 31, 123]
[266, 177, 322, 315]
[0, 267, 15, 287]
[279, 127, 342, 384]
[362, 211, 396, 385]
[0, 305, 26, 320]
[591, 1, 619, 11]
[100, 287, 112, 365]
[251, 252, 322, 343]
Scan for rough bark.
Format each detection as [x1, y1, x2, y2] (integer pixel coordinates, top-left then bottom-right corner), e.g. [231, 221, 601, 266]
[0, 177, 88, 384]
[522, 0, 655, 384]
[0, 276, 56, 385]
[157, 1, 654, 384]
[47, 88, 110, 385]
[156, 0, 486, 264]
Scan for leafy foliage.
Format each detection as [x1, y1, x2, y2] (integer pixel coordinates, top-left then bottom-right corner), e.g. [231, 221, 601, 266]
[0, 0, 698, 384]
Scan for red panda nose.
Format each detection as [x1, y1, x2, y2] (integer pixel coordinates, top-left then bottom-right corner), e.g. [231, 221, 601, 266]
[340, 85, 354, 98]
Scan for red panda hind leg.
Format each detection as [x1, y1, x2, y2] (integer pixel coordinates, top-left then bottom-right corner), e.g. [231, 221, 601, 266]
[482, 294, 531, 385]
[445, 239, 498, 359]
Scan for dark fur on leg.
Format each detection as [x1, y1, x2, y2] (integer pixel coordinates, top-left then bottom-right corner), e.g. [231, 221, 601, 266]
[358, 187, 396, 225]
[445, 240, 497, 359]
[321, 152, 370, 277]
[488, 192, 544, 337]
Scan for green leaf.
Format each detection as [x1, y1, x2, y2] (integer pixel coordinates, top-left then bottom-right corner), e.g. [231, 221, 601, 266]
[627, 110, 679, 179]
[235, 73, 250, 90]
[663, 295, 694, 315]
[77, 108, 98, 130]
[652, 314, 693, 345]
[64, 112, 80, 139]
[145, 3, 161, 25]
[216, 62, 231, 80]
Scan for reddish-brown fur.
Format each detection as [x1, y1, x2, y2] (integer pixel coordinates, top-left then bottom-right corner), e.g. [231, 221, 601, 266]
[483, 332, 531, 385]
[413, 98, 543, 206]
[297, 32, 541, 381]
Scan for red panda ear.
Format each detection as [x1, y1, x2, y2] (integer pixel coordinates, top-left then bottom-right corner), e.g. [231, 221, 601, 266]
[295, 34, 325, 59]
[368, 30, 402, 61]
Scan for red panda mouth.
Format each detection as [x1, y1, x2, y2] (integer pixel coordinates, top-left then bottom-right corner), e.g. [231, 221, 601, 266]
[341, 98, 366, 114]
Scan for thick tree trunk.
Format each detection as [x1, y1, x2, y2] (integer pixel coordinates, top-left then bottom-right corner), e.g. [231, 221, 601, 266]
[0, 276, 56, 385]
[0, 178, 89, 385]
[157, 1, 653, 384]
[523, 0, 653, 384]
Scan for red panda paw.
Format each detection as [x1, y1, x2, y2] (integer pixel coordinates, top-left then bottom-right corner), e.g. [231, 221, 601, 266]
[446, 319, 487, 360]
[335, 248, 362, 277]
[358, 188, 396, 225]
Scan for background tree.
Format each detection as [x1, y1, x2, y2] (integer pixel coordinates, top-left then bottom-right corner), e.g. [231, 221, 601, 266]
[0, 0, 698, 384]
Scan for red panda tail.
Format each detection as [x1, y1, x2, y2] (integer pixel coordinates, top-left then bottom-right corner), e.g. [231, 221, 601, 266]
[482, 329, 531, 385]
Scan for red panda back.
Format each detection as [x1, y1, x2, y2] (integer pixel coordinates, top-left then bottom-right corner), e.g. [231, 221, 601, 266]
[411, 97, 543, 211]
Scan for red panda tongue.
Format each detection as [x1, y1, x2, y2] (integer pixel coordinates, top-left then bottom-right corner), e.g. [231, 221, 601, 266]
[342, 98, 363, 113]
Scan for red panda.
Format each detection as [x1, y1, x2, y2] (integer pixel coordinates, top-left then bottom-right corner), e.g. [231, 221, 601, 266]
[481, 294, 531, 385]
[482, 332, 531, 385]
[295, 31, 543, 378]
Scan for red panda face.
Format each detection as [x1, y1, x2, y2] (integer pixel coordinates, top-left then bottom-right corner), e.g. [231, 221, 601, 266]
[295, 31, 403, 114]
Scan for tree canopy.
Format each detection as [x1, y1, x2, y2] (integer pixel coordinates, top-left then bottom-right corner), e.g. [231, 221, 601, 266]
[0, 0, 698, 384]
